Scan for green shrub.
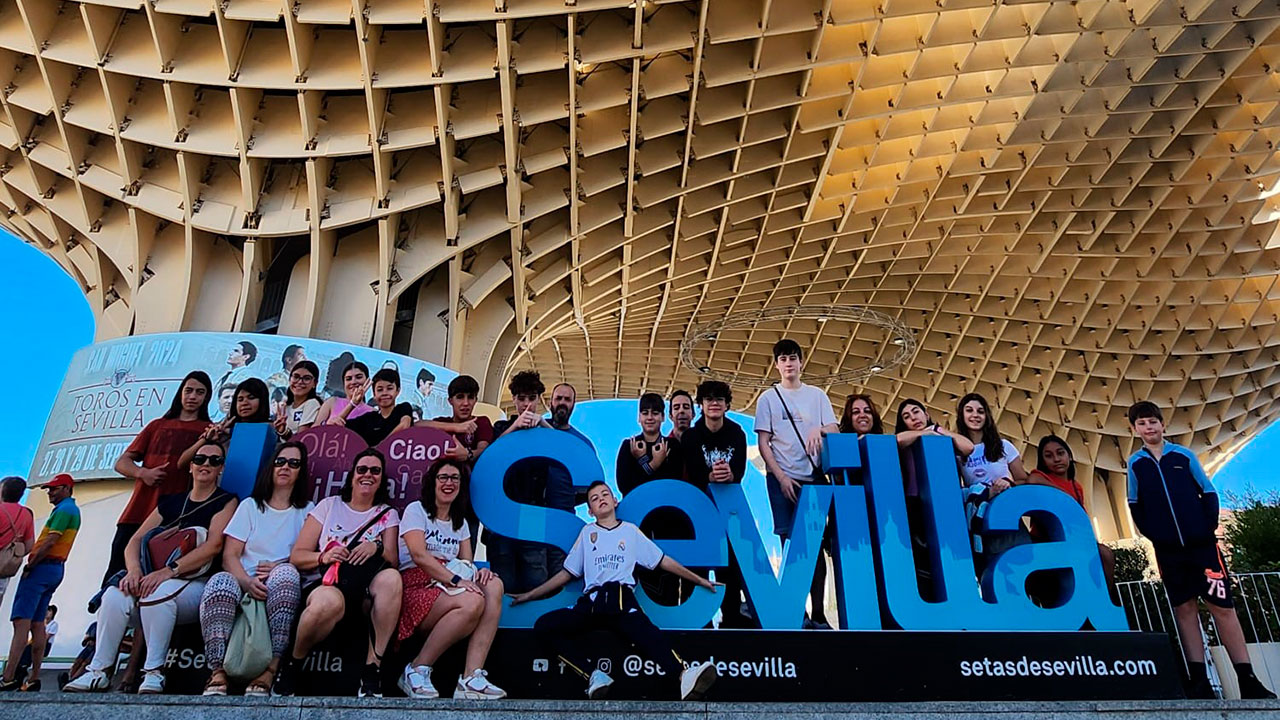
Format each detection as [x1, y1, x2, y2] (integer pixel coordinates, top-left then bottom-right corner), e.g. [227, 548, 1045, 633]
[1223, 490, 1280, 573]
[1111, 543, 1151, 583]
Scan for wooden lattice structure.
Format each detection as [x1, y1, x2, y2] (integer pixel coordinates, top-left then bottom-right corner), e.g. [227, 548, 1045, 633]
[5, 0, 1280, 539]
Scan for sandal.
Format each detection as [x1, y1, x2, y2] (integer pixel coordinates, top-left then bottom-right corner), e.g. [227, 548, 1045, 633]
[245, 667, 274, 697]
[203, 671, 229, 696]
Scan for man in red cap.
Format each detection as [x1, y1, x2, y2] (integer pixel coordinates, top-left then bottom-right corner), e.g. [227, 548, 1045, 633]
[0, 474, 79, 691]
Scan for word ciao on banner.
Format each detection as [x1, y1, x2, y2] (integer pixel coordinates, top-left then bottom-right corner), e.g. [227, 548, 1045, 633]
[228, 425, 1125, 633]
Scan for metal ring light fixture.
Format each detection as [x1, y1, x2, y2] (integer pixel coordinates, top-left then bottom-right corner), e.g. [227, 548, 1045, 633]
[679, 306, 917, 389]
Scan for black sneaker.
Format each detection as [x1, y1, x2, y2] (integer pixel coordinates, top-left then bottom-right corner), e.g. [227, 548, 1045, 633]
[1238, 672, 1277, 700]
[358, 663, 382, 698]
[1185, 673, 1216, 699]
[19, 679, 40, 692]
[272, 658, 298, 697]
[0, 677, 19, 692]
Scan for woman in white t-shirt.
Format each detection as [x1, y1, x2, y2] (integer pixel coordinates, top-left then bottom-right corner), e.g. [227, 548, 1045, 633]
[273, 360, 322, 440]
[198, 441, 313, 696]
[954, 393, 1028, 495]
[395, 459, 506, 700]
[283, 448, 401, 698]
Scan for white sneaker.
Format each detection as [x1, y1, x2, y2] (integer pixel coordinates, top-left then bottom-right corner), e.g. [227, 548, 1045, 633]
[586, 669, 613, 699]
[455, 669, 506, 699]
[137, 670, 165, 695]
[679, 661, 716, 700]
[63, 668, 110, 693]
[396, 664, 439, 699]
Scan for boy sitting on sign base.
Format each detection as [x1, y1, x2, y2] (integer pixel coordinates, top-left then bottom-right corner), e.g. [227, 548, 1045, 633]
[1126, 401, 1275, 700]
[510, 480, 718, 700]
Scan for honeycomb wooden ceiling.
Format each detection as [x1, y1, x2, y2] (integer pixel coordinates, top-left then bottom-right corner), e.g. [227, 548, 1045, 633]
[5, 0, 1280, 496]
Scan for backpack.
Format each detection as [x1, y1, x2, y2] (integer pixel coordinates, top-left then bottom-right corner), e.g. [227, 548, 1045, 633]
[0, 506, 31, 578]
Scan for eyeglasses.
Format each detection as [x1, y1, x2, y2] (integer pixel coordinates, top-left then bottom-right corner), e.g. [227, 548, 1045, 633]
[354, 464, 383, 476]
[291, 373, 315, 382]
[702, 397, 726, 403]
[192, 454, 224, 467]
[273, 457, 303, 469]
[437, 474, 461, 483]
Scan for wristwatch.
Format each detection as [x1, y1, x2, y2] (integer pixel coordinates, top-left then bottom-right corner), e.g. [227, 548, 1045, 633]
[450, 574, 462, 586]
[167, 558, 180, 574]
[374, 537, 385, 553]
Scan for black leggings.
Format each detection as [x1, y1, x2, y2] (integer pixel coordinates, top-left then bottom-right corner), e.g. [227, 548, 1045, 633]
[534, 585, 683, 682]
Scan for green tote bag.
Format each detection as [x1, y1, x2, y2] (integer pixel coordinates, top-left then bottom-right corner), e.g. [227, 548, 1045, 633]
[224, 593, 272, 681]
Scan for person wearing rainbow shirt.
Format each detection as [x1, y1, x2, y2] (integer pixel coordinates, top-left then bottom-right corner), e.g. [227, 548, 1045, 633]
[0, 474, 79, 691]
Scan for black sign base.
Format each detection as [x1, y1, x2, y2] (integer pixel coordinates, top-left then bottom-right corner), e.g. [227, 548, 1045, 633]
[163, 624, 1183, 701]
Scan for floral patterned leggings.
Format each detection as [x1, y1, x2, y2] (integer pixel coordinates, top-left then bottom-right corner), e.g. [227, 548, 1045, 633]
[199, 564, 301, 671]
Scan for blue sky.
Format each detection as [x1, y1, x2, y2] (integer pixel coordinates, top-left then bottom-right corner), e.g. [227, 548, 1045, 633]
[0, 231, 1275, 504]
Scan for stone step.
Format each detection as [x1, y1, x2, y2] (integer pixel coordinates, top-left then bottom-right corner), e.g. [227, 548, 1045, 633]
[1, 696, 1278, 720]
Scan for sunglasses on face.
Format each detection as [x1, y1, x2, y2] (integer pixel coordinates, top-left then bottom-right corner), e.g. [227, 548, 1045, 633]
[354, 464, 383, 476]
[273, 457, 303, 469]
[192, 454, 224, 467]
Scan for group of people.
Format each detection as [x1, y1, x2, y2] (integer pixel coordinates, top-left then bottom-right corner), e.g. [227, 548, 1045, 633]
[42, 364, 713, 701]
[0, 335, 1273, 701]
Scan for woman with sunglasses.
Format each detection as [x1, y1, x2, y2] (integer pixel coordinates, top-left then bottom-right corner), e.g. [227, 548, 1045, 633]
[67, 440, 238, 694]
[279, 448, 401, 698]
[395, 459, 506, 700]
[315, 361, 375, 427]
[274, 360, 322, 440]
[198, 442, 313, 696]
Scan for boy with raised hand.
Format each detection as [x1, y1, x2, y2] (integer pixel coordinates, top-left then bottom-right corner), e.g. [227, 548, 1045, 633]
[510, 481, 718, 700]
[1126, 401, 1275, 700]
[419, 375, 495, 467]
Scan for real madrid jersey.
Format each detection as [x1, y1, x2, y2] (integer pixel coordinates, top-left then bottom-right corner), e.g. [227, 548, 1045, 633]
[564, 520, 664, 592]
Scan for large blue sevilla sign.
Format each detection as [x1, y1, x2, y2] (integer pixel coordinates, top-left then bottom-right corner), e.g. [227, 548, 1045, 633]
[472, 428, 1125, 632]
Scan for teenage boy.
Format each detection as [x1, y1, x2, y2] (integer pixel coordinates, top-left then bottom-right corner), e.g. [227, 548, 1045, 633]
[1126, 401, 1275, 699]
[616, 393, 687, 605]
[0, 475, 79, 692]
[420, 375, 495, 467]
[347, 368, 414, 446]
[755, 338, 839, 629]
[512, 481, 718, 700]
[668, 390, 694, 442]
[682, 380, 751, 628]
[488, 370, 554, 592]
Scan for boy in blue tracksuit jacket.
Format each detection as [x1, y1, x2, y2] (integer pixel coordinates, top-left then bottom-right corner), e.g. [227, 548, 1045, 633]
[1127, 401, 1274, 700]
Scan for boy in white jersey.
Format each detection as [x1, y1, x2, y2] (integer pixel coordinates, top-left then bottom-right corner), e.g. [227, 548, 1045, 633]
[511, 481, 718, 700]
